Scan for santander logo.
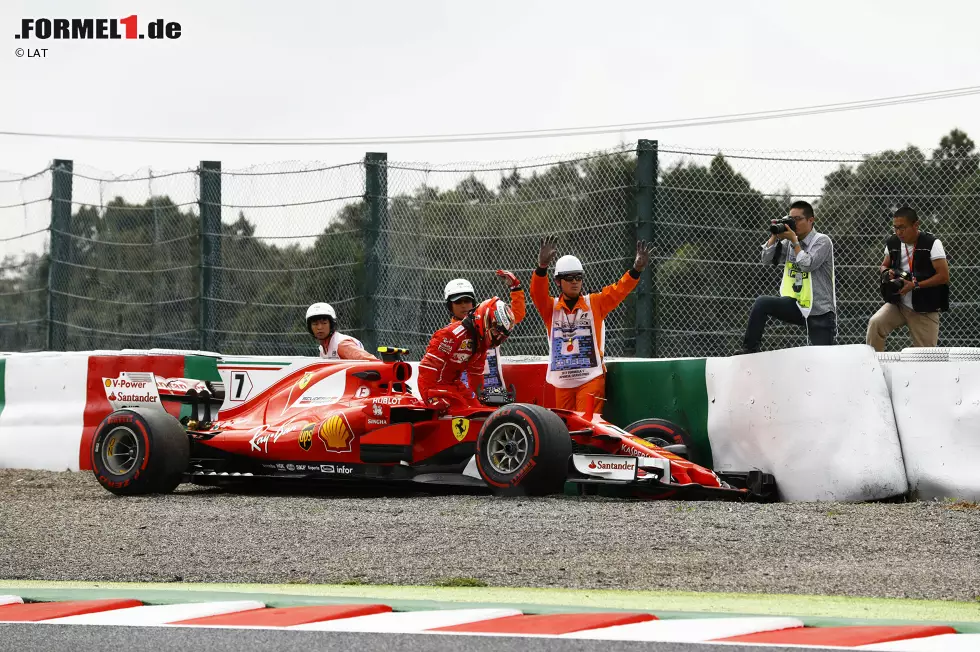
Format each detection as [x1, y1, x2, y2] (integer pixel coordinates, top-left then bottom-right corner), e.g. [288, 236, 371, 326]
[588, 459, 636, 472]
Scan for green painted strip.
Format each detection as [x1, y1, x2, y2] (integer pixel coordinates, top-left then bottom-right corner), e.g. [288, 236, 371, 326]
[177, 356, 223, 421]
[2, 581, 979, 631]
[183, 355, 222, 382]
[605, 358, 713, 467]
[0, 357, 5, 419]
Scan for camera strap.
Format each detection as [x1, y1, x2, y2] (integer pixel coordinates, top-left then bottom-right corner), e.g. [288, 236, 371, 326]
[904, 244, 916, 279]
[772, 240, 786, 267]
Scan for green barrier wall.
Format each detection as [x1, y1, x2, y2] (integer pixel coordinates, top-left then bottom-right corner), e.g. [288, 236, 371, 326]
[179, 355, 223, 421]
[184, 355, 223, 382]
[604, 358, 712, 467]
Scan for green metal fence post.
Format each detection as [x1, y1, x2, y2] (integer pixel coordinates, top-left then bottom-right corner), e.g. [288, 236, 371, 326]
[47, 159, 73, 351]
[634, 140, 658, 357]
[198, 161, 222, 352]
[364, 152, 388, 353]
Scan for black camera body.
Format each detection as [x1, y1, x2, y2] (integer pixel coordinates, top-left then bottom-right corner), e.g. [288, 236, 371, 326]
[770, 216, 797, 235]
[880, 269, 913, 302]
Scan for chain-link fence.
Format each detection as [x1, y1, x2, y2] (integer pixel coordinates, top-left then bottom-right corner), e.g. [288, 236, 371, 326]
[2, 134, 978, 358]
[378, 147, 638, 356]
[209, 161, 366, 356]
[51, 164, 200, 352]
[0, 167, 52, 352]
[652, 138, 980, 357]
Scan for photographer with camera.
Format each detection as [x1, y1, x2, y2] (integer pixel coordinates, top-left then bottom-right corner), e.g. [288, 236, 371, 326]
[866, 207, 949, 351]
[736, 200, 837, 354]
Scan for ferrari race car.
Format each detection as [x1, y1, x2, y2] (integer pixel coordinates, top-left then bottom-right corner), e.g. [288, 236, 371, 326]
[90, 353, 776, 500]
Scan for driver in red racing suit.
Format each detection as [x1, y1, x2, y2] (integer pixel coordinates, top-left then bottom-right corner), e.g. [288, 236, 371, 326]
[418, 297, 516, 411]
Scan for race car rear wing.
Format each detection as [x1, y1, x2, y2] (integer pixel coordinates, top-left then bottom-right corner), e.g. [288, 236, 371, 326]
[157, 379, 225, 429]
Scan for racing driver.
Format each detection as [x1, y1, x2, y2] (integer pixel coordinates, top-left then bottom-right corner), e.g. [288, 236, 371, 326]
[418, 296, 516, 411]
[443, 270, 525, 392]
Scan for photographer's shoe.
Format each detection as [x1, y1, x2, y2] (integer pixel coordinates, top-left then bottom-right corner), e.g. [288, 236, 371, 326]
[732, 348, 758, 356]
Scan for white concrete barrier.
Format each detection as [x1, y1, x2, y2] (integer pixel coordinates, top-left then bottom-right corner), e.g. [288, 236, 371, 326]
[705, 345, 908, 501]
[883, 358, 980, 501]
[0, 352, 90, 471]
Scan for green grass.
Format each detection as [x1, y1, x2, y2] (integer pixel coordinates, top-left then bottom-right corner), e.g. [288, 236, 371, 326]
[3, 580, 980, 629]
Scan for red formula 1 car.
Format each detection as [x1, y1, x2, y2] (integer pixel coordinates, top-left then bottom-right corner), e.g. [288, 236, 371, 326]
[89, 353, 776, 500]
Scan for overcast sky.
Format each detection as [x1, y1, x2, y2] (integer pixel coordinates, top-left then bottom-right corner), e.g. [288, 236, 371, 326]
[2, 0, 979, 181]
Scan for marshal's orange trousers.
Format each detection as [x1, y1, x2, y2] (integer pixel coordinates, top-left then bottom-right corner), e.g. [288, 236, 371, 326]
[553, 375, 606, 413]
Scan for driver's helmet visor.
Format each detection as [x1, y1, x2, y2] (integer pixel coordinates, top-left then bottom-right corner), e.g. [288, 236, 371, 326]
[488, 322, 511, 346]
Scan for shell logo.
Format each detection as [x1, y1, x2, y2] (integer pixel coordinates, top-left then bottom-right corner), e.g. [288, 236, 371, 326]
[104, 379, 112, 388]
[318, 415, 353, 453]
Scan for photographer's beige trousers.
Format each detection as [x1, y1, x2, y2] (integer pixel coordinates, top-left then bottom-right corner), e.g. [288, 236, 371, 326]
[866, 303, 940, 351]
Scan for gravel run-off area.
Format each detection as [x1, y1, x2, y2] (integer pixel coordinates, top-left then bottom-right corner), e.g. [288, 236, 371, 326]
[2, 470, 980, 602]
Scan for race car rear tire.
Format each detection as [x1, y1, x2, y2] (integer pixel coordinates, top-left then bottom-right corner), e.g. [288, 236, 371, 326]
[624, 418, 699, 463]
[476, 403, 571, 496]
[91, 408, 189, 496]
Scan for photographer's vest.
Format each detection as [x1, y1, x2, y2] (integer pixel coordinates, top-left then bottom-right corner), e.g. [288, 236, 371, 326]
[318, 333, 365, 359]
[546, 295, 604, 389]
[778, 243, 814, 318]
[886, 232, 949, 313]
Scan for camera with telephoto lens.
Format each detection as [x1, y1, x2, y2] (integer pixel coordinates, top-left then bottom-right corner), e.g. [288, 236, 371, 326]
[769, 216, 797, 235]
[880, 269, 913, 301]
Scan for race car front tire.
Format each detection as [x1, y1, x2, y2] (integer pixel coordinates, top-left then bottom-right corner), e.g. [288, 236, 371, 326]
[91, 408, 190, 496]
[624, 418, 698, 463]
[476, 403, 571, 496]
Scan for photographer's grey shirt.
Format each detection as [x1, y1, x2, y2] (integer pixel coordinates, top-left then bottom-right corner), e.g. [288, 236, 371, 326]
[760, 229, 837, 317]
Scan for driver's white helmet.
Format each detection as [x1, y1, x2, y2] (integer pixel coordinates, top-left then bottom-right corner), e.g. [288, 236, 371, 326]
[444, 278, 476, 303]
[306, 302, 336, 335]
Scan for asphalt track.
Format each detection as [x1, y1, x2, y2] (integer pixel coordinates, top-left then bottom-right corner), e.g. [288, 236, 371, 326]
[0, 624, 840, 652]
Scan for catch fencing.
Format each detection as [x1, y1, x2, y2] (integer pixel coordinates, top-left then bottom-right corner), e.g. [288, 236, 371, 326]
[2, 137, 977, 357]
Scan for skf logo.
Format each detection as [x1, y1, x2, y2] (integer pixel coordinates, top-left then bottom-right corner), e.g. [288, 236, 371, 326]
[451, 418, 469, 442]
[298, 372, 313, 390]
[298, 423, 314, 452]
[318, 415, 353, 453]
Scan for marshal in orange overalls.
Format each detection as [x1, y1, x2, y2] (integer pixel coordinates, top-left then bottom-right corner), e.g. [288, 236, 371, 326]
[530, 268, 639, 412]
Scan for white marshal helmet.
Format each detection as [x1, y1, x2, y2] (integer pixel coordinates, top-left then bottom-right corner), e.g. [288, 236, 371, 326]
[305, 302, 337, 334]
[444, 278, 476, 302]
[554, 254, 584, 277]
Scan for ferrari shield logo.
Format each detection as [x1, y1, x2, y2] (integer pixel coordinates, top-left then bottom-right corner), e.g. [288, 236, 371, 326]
[298, 372, 314, 390]
[451, 418, 470, 442]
